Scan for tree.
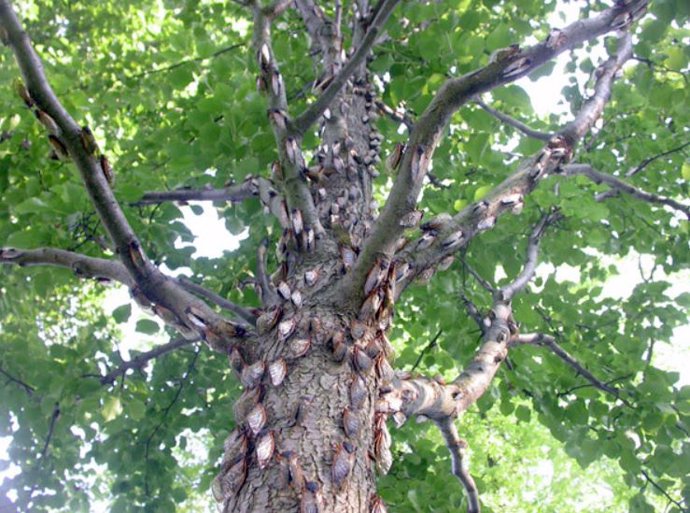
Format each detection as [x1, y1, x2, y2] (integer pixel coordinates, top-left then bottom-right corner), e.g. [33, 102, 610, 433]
[0, 0, 689, 511]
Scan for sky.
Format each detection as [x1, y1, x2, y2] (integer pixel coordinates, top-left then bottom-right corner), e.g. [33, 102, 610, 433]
[1, 1, 689, 511]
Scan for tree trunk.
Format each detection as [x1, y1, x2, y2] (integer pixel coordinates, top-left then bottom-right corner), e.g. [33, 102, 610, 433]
[212, 122, 395, 510]
[215, 299, 394, 512]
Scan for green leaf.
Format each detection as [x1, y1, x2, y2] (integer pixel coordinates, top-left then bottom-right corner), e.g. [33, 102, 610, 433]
[112, 304, 132, 324]
[473, 185, 493, 201]
[682, 162, 690, 181]
[135, 319, 160, 334]
[102, 396, 123, 422]
[126, 398, 146, 420]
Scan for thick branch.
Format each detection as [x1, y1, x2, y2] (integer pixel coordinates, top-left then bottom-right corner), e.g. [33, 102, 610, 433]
[292, 0, 401, 134]
[294, 0, 336, 66]
[351, 4, 640, 303]
[253, 4, 324, 234]
[395, 32, 633, 295]
[0, 0, 154, 282]
[560, 35, 633, 143]
[475, 99, 552, 141]
[0, 1, 255, 353]
[97, 337, 198, 385]
[514, 333, 623, 400]
[0, 247, 134, 286]
[562, 164, 690, 219]
[385, 218, 559, 511]
[387, 213, 556, 419]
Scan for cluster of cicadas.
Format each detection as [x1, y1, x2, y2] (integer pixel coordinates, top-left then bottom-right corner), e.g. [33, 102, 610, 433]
[209, 245, 407, 510]
[14, 80, 113, 185]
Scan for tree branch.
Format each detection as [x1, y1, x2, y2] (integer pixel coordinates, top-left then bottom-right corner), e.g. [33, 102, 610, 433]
[294, 0, 337, 68]
[498, 210, 562, 301]
[641, 469, 687, 511]
[144, 348, 200, 496]
[125, 42, 244, 80]
[133, 176, 267, 206]
[252, 3, 324, 235]
[1, 1, 252, 353]
[410, 329, 443, 372]
[632, 55, 689, 84]
[562, 163, 690, 219]
[461, 290, 485, 332]
[292, 0, 401, 134]
[0, 0, 155, 282]
[394, 32, 634, 295]
[0, 247, 134, 286]
[462, 259, 495, 293]
[40, 403, 60, 459]
[256, 238, 279, 306]
[475, 99, 552, 141]
[514, 333, 625, 401]
[97, 337, 199, 385]
[176, 277, 257, 326]
[436, 419, 480, 513]
[383, 214, 563, 511]
[351, 4, 640, 304]
[374, 99, 415, 131]
[595, 140, 690, 201]
[0, 364, 35, 396]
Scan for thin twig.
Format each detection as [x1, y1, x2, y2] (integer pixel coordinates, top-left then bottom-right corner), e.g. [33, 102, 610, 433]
[641, 469, 687, 511]
[40, 403, 60, 459]
[0, 365, 35, 396]
[144, 348, 200, 496]
[515, 333, 629, 404]
[461, 291, 485, 331]
[475, 99, 552, 141]
[499, 210, 562, 301]
[177, 277, 257, 325]
[126, 43, 245, 80]
[558, 374, 632, 397]
[632, 56, 689, 84]
[595, 140, 690, 201]
[133, 178, 262, 206]
[411, 329, 443, 372]
[564, 164, 690, 219]
[374, 99, 415, 131]
[462, 259, 495, 293]
[93, 337, 199, 385]
[256, 238, 279, 306]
